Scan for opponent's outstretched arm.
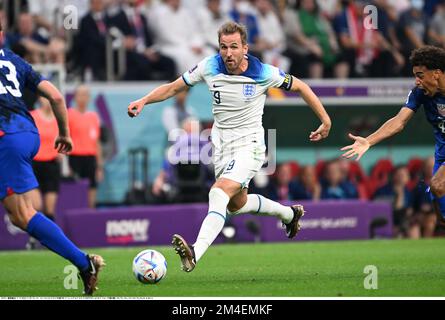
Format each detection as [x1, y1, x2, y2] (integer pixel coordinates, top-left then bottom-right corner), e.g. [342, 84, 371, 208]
[127, 77, 188, 118]
[341, 107, 415, 161]
[290, 77, 332, 141]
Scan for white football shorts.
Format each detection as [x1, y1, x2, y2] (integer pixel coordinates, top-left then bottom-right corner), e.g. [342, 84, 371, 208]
[211, 126, 266, 188]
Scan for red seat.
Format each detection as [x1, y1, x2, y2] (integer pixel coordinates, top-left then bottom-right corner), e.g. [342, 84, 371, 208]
[407, 157, 424, 191]
[287, 161, 300, 179]
[315, 160, 326, 180]
[347, 161, 370, 199]
[347, 161, 368, 184]
[368, 159, 394, 197]
[407, 157, 423, 176]
[356, 182, 369, 200]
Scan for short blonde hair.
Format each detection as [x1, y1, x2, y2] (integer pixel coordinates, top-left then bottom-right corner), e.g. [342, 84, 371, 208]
[218, 21, 248, 45]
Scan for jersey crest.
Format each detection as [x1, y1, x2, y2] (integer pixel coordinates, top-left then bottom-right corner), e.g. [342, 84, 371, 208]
[437, 104, 445, 117]
[242, 84, 256, 97]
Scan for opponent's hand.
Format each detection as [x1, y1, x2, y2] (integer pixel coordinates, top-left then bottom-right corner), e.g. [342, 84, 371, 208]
[54, 136, 73, 154]
[127, 99, 146, 118]
[309, 123, 331, 141]
[340, 133, 370, 161]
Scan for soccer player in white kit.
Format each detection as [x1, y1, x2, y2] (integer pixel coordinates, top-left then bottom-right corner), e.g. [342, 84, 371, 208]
[127, 22, 331, 272]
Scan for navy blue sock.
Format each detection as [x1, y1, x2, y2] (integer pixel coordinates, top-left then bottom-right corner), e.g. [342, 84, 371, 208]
[27, 212, 90, 271]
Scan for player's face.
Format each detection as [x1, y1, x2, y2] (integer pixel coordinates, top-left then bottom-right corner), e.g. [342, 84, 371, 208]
[219, 33, 248, 73]
[413, 66, 441, 96]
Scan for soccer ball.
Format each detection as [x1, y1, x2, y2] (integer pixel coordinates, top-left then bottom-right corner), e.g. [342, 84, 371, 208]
[132, 249, 167, 284]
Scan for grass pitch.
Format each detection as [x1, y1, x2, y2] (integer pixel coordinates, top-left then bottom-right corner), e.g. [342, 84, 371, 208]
[1, 238, 445, 297]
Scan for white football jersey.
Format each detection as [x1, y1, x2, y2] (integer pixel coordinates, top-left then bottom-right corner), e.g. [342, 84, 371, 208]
[182, 54, 292, 130]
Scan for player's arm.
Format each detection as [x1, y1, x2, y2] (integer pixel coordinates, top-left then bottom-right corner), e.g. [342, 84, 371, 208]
[341, 107, 415, 161]
[127, 77, 189, 118]
[36, 80, 72, 153]
[290, 77, 332, 141]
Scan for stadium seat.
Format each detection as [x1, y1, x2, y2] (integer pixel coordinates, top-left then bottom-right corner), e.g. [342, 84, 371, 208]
[172, 163, 208, 203]
[407, 157, 424, 190]
[287, 161, 300, 179]
[347, 161, 370, 199]
[315, 160, 326, 180]
[368, 159, 394, 197]
[347, 161, 368, 184]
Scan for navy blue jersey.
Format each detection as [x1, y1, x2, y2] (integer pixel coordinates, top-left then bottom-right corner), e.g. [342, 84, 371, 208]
[0, 48, 43, 134]
[405, 86, 445, 160]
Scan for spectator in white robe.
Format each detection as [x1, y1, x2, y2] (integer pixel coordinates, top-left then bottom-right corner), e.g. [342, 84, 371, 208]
[197, 0, 231, 52]
[254, 0, 290, 71]
[148, 0, 214, 73]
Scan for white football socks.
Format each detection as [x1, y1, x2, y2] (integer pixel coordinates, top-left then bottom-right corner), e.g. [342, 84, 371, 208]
[193, 188, 230, 262]
[229, 194, 294, 224]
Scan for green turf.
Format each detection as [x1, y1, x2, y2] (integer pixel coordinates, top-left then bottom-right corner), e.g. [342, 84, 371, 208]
[1, 238, 445, 297]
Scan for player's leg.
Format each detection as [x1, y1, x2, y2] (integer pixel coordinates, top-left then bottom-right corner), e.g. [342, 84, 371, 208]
[0, 132, 104, 294]
[26, 186, 42, 250]
[422, 212, 437, 237]
[82, 156, 98, 208]
[3, 195, 105, 296]
[3, 190, 89, 267]
[172, 177, 241, 272]
[33, 160, 59, 220]
[227, 188, 293, 221]
[193, 177, 242, 259]
[42, 159, 61, 221]
[428, 161, 445, 225]
[43, 192, 58, 220]
[69, 155, 97, 208]
[227, 187, 305, 239]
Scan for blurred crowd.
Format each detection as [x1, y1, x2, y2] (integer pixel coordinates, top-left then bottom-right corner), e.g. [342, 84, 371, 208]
[4, 0, 441, 239]
[152, 145, 439, 239]
[131, 88, 439, 240]
[249, 156, 438, 239]
[2, 0, 445, 80]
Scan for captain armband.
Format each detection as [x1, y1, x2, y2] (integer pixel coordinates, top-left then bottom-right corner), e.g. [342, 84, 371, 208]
[279, 74, 293, 91]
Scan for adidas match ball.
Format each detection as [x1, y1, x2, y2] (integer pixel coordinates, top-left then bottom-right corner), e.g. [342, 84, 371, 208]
[132, 249, 167, 284]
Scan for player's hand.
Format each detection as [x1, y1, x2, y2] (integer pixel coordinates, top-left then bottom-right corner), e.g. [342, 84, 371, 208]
[127, 99, 145, 118]
[309, 123, 330, 141]
[54, 136, 73, 154]
[340, 133, 370, 161]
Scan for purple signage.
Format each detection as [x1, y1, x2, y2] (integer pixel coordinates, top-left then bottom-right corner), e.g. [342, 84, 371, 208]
[1, 199, 392, 250]
[63, 201, 392, 248]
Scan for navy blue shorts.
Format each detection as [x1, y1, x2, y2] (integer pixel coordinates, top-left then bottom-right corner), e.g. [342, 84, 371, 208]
[0, 131, 40, 200]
